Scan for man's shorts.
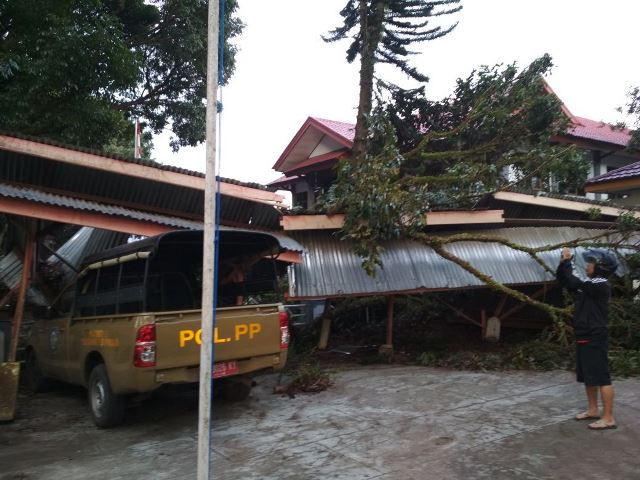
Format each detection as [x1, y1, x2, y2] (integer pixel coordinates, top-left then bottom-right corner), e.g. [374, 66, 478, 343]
[576, 337, 611, 386]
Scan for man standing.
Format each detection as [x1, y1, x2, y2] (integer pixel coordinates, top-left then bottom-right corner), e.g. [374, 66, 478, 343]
[556, 247, 618, 430]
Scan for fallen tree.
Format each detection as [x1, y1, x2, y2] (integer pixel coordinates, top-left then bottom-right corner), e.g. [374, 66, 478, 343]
[323, 1, 639, 345]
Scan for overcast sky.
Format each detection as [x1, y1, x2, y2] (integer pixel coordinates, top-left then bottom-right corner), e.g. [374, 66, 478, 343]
[153, 0, 640, 185]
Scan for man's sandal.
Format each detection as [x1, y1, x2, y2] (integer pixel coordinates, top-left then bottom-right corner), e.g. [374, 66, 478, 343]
[574, 412, 600, 421]
[588, 419, 617, 430]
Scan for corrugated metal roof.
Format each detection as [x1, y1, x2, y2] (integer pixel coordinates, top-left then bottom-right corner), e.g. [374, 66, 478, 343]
[0, 252, 48, 306]
[1, 183, 284, 237]
[264, 230, 305, 253]
[46, 227, 128, 283]
[0, 227, 127, 306]
[50, 228, 127, 270]
[0, 183, 204, 230]
[288, 227, 626, 299]
[0, 131, 271, 190]
[0, 146, 281, 229]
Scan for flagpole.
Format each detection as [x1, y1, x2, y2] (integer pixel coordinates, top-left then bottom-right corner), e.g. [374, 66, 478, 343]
[197, 0, 219, 478]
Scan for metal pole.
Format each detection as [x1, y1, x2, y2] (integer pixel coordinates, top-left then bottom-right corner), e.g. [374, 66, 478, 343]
[197, 0, 219, 478]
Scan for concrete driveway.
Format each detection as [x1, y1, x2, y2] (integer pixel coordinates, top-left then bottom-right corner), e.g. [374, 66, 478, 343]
[1, 366, 639, 479]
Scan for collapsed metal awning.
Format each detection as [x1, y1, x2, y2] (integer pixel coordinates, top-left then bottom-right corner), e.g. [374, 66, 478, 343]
[287, 227, 629, 300]
[0, 133, 285, 232]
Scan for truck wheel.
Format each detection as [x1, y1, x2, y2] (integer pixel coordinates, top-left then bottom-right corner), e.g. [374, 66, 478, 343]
[88, 364, 126, 428]
[23, 350, 50, 393]
[220, 375, 252, 402]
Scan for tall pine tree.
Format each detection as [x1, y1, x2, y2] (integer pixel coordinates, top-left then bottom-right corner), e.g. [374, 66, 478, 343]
[627, 86, 640, 150]
[324, 0, 462, 160]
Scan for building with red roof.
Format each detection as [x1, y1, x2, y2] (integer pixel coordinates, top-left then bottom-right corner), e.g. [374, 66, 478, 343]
[584, 156, 640, 205]
[270, 83, 639, 210]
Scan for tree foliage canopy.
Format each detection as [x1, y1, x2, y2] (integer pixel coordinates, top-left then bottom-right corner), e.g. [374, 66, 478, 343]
[627, 86, 640, 150]
[0, 0, 243, 154]
[323, 55, 584, 271]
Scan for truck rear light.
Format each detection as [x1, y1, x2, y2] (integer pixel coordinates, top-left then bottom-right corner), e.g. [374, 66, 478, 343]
[133, 324, 156, 368]
[279, 311, 289, 350]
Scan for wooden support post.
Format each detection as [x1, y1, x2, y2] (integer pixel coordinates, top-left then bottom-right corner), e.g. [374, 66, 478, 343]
[494, 294, 509, 317]
[9, 224, 35, 362]
[438, 298, 483, 327]
[318, 299, 332, 350]
[386, 296, 395, 346]
[379, 296, 395, 355]
[500, 285, 548, 322]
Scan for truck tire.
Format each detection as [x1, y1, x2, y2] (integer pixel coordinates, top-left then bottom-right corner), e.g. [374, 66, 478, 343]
[88, 364, 126, 428]
[23, 349, 50, 393]
[220, 375, 252, 402]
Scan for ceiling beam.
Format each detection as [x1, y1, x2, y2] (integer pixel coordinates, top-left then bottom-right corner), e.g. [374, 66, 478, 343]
[0, 196, 174, 237]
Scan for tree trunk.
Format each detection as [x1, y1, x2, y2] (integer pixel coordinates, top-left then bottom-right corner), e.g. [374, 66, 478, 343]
[352, 0, 386, 161]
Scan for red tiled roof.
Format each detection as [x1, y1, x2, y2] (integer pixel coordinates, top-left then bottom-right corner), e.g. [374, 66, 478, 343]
[585, 160, 640, 185]
[268, 174, 299, 187]
[312, 117, 355, 144]
[566, 116, 632, 147]
[314, 115, 632, 149]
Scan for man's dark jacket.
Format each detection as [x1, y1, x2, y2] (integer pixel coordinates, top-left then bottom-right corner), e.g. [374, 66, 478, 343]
[556, 260, 611, 339]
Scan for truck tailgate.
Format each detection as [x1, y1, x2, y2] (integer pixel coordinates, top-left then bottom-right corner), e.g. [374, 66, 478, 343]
[154, 304, 282, 370]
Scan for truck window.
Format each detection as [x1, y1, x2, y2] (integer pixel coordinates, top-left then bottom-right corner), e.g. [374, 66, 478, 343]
[55, 285, 75, 316]
[75, 270, 98, 317]
[94, 265, 119, 316]
[146, 273, 194, 312]
[118, 259, 146, 314]
[162, 273, 195, 311]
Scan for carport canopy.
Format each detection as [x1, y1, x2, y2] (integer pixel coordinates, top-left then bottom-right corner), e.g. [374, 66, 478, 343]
[0, 132, 285, 235]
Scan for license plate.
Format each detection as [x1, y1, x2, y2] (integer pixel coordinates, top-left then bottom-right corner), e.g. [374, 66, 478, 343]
[213, 361, 239, 379]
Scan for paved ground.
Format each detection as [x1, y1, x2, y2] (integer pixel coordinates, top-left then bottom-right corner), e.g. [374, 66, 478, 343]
[1, 366, 639, 480]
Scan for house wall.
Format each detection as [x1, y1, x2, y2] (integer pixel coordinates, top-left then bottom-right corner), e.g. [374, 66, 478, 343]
[292, 181, 315, 209]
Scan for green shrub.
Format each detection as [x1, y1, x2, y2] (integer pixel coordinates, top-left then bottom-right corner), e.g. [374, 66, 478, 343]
[506, 339, 574, 371]
[288, 362, 333, 393]
[609, 349, 640, 377]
